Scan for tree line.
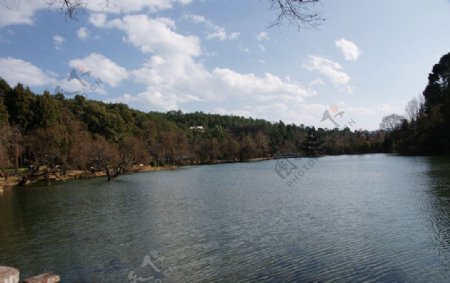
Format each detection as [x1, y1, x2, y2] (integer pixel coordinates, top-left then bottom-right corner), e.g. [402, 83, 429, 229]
[381, 52, 450, 155]
[0, 78, 389, 181]
[2, 54, 447, 184]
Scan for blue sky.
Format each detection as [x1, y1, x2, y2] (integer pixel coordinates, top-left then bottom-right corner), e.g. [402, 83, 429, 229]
[1, 0, 450, 130]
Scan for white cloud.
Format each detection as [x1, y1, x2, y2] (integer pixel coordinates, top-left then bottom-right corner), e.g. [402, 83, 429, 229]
[184, 13, 240, 41]
[121, 53, 315, 111]
[89, 13, 108, 27]
[119, 66, 315, 112]
[256, 31, 269, 41]
[69, 53, 128, 87]
[308, 78, 325, 87]
[131, 54, 211, 100]
[95, 13, 314, 113]
[253, 103, 289, 114]
[53, 34, 65, 49]
[377, 104, 394, 113]
[112, 91, 180, 111]
[77, 27, 90, 40]
[54, 77, 94, 95]
[0, 57, 55, 86]
[0, 0, 47, 27]
[206, 27, 228, 41]
[206, 28, 239, 41]
[328, 103, 394, 116]
[258, 44, 266, 52]
[212, 107, 252, 118]
[213, 103, 329, 129]
[212, 68, 313, 101]
[85, 0, 186, 14]
[335, 38, 361, 61]
[183, 13, 207, 24]
[108, 15, 201, 57]
[0, 0, 192, 27]
[303, 55, 352, 92]
[238, 47, 250, 53]
[228, 32, 240, 40]
[124, 53, 315, 111]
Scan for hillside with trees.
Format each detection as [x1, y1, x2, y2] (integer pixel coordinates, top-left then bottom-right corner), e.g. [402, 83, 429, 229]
[0, 78, 387, 184]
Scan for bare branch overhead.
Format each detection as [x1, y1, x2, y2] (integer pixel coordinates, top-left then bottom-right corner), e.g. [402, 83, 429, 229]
[269, 0, 324, 28]
[36, 0, 325, 29]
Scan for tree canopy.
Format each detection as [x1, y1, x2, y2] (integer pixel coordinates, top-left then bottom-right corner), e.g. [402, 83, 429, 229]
[379, 114, 405, 132]
[381, 52, 450, 155]
[0, 77, 387, 176]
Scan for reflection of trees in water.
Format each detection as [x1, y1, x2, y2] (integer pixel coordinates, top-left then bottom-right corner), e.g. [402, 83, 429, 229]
[0, 190, 27, 258]
[424, 156, 450, 260]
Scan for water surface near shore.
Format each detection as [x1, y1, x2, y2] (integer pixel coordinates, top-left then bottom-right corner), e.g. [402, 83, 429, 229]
[1, 154, 450, 282]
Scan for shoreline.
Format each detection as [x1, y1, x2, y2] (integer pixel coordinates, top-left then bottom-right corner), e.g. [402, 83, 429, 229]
[0, 153, 386, 190]
[0, 157, 279, 190]
[0, 165, 178, 191]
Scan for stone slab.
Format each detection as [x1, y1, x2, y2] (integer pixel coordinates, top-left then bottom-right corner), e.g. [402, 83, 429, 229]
[0, 266, 19, 283]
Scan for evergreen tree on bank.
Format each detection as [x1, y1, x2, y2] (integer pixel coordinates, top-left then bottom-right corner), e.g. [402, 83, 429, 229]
[382, 52, 450, 155]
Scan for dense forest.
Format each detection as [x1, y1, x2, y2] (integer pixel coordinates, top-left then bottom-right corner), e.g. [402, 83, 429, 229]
[0, 77, 388, 181]
[1, 52, 449, 182]
[383, 52, 450, 155]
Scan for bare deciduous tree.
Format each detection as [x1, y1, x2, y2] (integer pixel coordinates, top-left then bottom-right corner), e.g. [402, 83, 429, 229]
[87, 136, 121, 181]
[379, 114, 406, 132]
[268, 0, 324, 28]
[47, 0, 86, 19]
[405, 97, 419, 122]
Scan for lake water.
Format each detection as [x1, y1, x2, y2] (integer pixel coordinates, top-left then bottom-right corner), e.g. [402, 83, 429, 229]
[1, 154, 450, 282]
